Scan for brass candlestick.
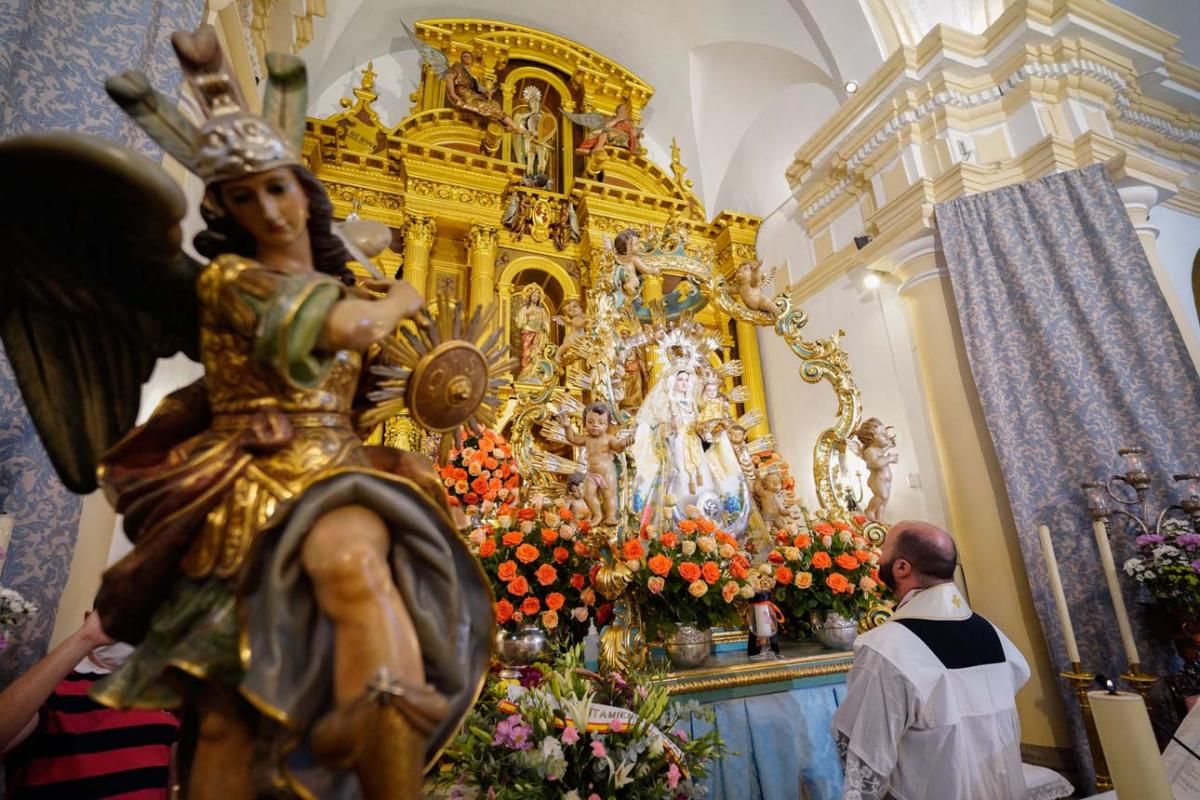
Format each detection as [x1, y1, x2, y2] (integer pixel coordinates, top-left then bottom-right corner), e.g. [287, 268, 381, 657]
[1061, 663, 1112, 792]
[1121, 663, 1159, 706]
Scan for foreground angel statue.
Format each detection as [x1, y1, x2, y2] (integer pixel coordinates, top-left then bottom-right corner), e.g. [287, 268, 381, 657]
[0, 27, 494, 800]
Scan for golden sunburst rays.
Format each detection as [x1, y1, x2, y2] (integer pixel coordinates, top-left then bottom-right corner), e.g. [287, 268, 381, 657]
[365, 294, 517, 461]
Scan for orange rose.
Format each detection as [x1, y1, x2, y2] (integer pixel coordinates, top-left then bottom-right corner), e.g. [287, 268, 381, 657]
[553, 546, 569, 564]
[622, 539, 645, 560]
[471, 476, 490, 495]
[832, 519, 851, 532]
[648, 554, 673, 577]
[546, 592, 565, 611]
[812, 522, 835, 535]
[794, 534, 812, 549]
[521, 596, 541, 615]
[730, 556, 750, 580]
[515, 543, 540, 564]
[559, 507, 573, 521]
[497, 561, 518, 582]
[811, 551, 832, 570]
[659, 532, 679, 548]
[678, 562, 702, 582]
[485, 457, 500, 470]
[495, 599, 514, 624]
[517, 508, 537, 521]
[535, 563, 558, 586]
[701, 561, 721, 584]
[478, 538, 496, 558]
[453, 468, 468, 482]
[852, 513, 868, 525]
[678, 520, 699, 534]
[574, 540, 592, 558]
[836, 553, 860, 571]
[541, 528, 559, 545]
[767, 551, 785, 564]
[854, 550, 872, 563]
[826, 573, 851, 593]
[697, 518, 716, 533]
[502, 531, 524, 547]
[715, 531, 736, 547]
[570, 573, 586, 590]
[721, 581, 739, 603]
[507, 576, 530, 596]
[775, 566, 794, 586]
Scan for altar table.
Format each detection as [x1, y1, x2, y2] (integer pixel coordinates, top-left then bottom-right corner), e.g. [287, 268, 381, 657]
[657, 641, 852, 800]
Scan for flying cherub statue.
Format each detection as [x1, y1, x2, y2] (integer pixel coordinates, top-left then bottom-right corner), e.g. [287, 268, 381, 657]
[402, 21, 521, 133]
[735, 260, 779, 314]
[0, 25, 497, 800]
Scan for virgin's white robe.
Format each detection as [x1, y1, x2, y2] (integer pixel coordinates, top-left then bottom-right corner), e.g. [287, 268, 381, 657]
[831, 582, 1030, 800]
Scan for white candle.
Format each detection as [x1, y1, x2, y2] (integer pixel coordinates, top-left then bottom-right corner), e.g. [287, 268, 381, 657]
[1089, 689, 1172, 799]
[1038, 525, 1080, 664]
[1092, 519, 1140, 666]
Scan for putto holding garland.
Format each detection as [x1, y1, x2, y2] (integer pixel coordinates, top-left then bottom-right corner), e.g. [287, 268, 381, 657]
[0, 25, 502, 800]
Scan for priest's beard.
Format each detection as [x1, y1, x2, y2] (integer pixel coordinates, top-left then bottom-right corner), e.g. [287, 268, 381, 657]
[879, 559, 897, 592]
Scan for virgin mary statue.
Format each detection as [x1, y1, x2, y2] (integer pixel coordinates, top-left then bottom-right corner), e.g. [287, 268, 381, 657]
[630, 363, 748, 534]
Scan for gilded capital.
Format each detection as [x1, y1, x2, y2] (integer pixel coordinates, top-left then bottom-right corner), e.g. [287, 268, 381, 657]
[404, 214, 437, 248]
[468, 224, 499, 255]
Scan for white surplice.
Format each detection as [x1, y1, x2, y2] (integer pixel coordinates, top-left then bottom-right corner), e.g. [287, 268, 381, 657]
[831, 582, 1030, 800]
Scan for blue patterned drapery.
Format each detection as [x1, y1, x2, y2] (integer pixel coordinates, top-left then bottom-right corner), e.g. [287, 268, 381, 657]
[936, 164, 1200, 784]
[0, 0, 202, 685]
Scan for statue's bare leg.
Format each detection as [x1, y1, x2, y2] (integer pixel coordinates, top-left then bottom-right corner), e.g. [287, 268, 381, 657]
[602, 483, 620, 526]
[583, 480, 604, 524]
[187, 687, 256, 800]
[302, 504, 445, 798]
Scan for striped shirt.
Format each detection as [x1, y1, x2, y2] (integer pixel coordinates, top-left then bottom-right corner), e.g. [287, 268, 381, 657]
[5, 671, 179, 799]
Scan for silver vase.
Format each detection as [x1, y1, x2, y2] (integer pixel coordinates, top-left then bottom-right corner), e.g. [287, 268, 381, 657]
[664, 625, 711, 668]
[495, 625, 548, 671]
[810, 610, 859, 650]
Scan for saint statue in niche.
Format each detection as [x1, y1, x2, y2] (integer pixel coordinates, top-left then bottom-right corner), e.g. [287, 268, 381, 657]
[515, 284, 551, 379]
[513, 84, 557, 189]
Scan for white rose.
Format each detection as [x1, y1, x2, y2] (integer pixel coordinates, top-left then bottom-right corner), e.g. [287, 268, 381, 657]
[572, 607, 589, 622]
[740, 584, 755, 599]
[718, 543, 735, 559]
[626, 559, 641, 572]
[783, 547, 801, 562]
[821, 535, 833, 548]
[837, 530, 853, 545]
[759, 563, 773, 574]
[681, 541, 697, 556]
[468, 528, 486, 545]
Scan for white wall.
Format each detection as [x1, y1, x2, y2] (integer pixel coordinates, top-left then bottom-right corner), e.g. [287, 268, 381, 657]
[1152, 205, 1200, 346]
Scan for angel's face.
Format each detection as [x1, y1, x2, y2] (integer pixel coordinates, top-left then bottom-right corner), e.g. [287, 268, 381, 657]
[584, 409, 608, 436]
[218, 167, 309, 252]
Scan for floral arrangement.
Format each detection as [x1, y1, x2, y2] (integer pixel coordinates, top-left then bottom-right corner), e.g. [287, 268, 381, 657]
[1123, 517, 1200, 618]
[440, 430, 520, 518]
[469, 501, 607, 637]
[626, 513, 755, 639]
[0, 586, 37, 653]
[429, 646, 724, 799]
[765, 512, 886, 623]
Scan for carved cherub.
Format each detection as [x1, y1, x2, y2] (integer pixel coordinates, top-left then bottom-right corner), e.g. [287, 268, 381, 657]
[612, 228, 659, 299]
[727, 424, 756, 486]
[564, 473, 592, 521]
[852, 417, 898, 522]
[735, 260, 778, 314]
[754, 468, 786, 529]
[557, 403, 633, 525]
[554, 297, 586, 361]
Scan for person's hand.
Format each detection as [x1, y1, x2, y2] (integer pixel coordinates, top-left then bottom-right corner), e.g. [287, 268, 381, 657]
[78, 610, 114, 649]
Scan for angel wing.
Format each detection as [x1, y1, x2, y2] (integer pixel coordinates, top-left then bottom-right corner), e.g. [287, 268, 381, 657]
[402, 20, 451, 79]
[0, 132, 201, 493]
[758, 263, 778, 289]
[562, 109, 610, 131]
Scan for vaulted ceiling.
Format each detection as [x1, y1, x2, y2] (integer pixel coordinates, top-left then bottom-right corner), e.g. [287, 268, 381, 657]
[299, 0, 1198, 229]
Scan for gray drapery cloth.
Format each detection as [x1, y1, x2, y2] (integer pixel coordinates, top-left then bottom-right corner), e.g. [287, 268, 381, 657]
[936, 163, 1200, 787]
[0, 0, 202, 685]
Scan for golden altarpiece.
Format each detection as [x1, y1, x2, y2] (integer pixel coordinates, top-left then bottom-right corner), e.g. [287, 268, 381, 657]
[302, 18, 879, 683]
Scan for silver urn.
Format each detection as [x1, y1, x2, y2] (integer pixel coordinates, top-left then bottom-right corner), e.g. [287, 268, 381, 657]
[810, 610, 859, 650]
[495, 625, 548, 670]
[664, 625, 711, 668]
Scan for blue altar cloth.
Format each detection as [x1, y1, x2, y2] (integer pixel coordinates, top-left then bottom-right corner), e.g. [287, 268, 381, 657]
[682, 681, 847, 800]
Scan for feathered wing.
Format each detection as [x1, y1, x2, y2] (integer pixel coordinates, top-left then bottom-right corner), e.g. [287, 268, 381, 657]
[0, 132, 201, 493]
[759, 264, 778, 289]
[562, 110, 610, 131]
[401, 20, 451, 79]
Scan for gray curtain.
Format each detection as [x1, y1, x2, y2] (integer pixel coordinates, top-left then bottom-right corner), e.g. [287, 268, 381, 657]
[0, 0, 202, 685]
[936, 164, 1200, 784]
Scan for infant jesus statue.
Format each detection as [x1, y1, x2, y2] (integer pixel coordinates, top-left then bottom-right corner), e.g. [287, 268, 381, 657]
[557, 403, 633, 525]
